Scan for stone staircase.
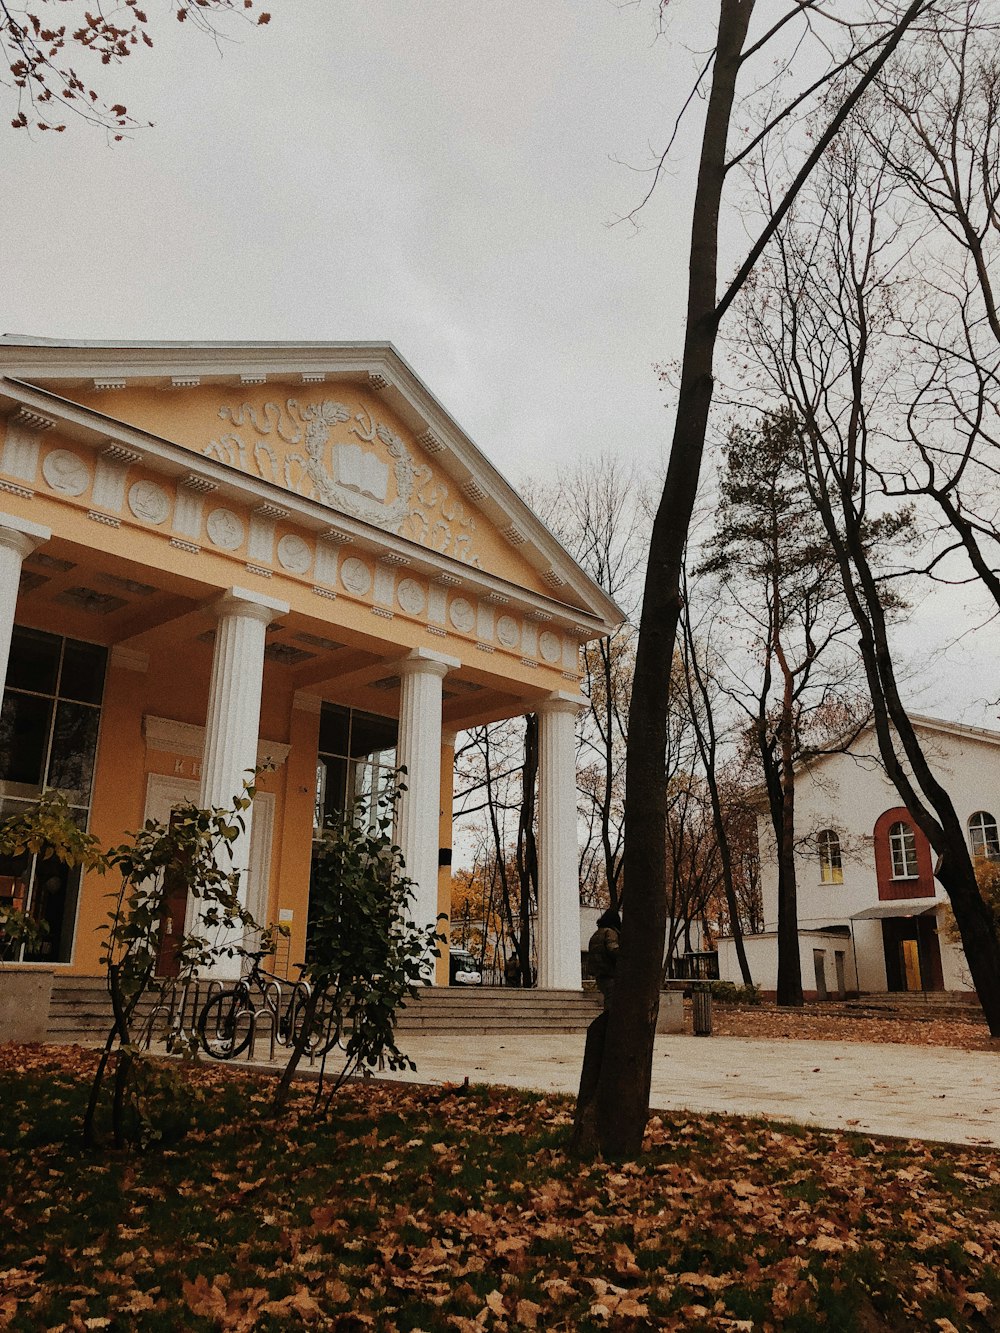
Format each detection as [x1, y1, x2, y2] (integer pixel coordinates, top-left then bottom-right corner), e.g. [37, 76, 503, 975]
[45, 977, 602, 1045]
[843, 991, 982, 1021]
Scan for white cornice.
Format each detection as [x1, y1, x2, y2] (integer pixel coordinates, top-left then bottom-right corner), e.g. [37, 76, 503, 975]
[0, 375, 617, 639]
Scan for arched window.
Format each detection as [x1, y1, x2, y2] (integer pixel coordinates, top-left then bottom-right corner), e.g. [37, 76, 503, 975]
[969, 811, 1000, 861]
[889, 821, 919, 879]
[817, 829, 843, 884]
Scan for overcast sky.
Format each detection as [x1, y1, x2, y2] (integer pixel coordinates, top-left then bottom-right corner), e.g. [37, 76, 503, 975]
[2, 1, 996, 727]
[1, 1, 703, 480]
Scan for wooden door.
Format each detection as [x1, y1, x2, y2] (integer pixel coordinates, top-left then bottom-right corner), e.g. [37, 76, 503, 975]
[900, 938, 923, 992]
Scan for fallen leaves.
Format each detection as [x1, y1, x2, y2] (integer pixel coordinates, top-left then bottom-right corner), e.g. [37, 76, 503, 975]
[3, 1043, 1000, 1331]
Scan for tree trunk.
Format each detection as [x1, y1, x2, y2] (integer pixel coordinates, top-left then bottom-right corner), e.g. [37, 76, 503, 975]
[516, 714, 539, 986]
[591, 0, 756, 1160]
[774, 642, 803, 1007]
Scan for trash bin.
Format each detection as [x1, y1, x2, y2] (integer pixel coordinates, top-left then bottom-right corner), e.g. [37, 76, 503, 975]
[692, 983, 713, 1036]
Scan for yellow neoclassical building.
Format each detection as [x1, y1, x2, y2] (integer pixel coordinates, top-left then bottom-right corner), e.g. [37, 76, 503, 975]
[0, 337, 620, 988]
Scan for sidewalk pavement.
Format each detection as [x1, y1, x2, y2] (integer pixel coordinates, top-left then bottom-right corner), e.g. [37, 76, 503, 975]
[305, 1031, 1000, 1149]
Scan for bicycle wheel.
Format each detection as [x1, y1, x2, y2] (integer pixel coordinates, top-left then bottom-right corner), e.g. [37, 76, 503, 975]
[198, 987, 254, 1060]
[292, 986, 343, 1057]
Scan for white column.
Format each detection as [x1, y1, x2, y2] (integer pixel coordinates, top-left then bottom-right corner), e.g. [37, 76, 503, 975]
[196, 586, 289, 976]
[0, 513, 50, 690]
[395, 648, 459, 976]
[536, 693, 585, 990]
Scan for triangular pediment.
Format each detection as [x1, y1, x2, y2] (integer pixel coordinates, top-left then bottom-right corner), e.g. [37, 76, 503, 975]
[0, 338, 622, 631]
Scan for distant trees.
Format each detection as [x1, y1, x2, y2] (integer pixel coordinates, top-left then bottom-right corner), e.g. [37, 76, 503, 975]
[1, 0, 270, 133]
[453, 721, 537, 983]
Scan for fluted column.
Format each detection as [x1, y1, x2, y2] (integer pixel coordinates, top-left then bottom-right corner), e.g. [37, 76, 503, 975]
[395, 648, 459, 976]
[196, 586, 289, 976]
[0, 513, 50, 690]
[536, 693, 585, 990]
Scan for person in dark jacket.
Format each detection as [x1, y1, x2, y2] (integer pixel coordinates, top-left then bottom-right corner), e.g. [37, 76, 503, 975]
[587, 907, 621, 1010]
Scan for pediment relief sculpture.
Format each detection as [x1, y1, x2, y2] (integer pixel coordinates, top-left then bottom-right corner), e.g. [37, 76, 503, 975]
[202, 397, 483, 567]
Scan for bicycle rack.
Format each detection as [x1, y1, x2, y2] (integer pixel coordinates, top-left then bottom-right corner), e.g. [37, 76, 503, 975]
[246, 1006, 279, 1063]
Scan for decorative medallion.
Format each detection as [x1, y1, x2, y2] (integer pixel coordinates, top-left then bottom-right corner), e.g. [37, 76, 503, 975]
[206, 508, 246, 551]
[396, 578, 427, 617]
[496, 615, 520, 649]
[449, 597, 475, 634]
[539, 630, 562, 664]
[204, 397, 482, 566]
[340, 556, 372, 597]
[276, 533, 312, 575]
[128, 480, 171, 525]
[42, 449, 90, 496]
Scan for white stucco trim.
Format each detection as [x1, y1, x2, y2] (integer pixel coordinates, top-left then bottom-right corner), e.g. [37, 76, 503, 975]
[142, 715, 290, 768]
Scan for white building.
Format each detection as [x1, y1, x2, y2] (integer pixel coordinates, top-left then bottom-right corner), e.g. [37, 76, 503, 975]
[717, 716, 1000, 999]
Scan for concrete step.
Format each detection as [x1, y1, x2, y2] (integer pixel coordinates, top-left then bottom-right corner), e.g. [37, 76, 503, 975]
[46, 977, 601, 1042]
[842, 992, 982, 1020]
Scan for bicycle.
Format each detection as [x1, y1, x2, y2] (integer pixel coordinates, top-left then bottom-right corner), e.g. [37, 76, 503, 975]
[197, 950, 343, 1060]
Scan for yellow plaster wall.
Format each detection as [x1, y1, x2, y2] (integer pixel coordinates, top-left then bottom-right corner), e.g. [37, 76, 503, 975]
[70, 644, 302, 975]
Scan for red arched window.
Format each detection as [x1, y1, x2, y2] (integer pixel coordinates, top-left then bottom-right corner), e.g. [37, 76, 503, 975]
[873, 807, 935, 900]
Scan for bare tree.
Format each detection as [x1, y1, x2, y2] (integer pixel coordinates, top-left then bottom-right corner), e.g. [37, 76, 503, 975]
[453, 722, 537, 983]
[581, 0, 943, 1159]
[860, 6, 1000, 611]
[678, 576, 755, 985]
[745, 121, 1000, 1033]
[530, 457, 647, 911]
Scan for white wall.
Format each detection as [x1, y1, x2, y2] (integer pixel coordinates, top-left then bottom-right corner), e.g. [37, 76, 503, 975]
[730, 720, 999, 995]
[719, 931, 855, 996]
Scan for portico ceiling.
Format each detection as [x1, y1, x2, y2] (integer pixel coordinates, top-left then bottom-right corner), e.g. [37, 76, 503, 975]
[14, 535, 543, 731]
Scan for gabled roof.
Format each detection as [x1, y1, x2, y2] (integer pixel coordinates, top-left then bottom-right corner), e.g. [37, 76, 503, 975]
[0, 335, 624, 635]
[745, 713, 1000, 811]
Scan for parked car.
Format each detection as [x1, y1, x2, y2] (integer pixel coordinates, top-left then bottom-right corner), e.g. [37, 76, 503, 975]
[449, 948, 483, 986]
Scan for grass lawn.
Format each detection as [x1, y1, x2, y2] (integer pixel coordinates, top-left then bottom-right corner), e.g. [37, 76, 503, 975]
[2, 1044, 1000, 1331]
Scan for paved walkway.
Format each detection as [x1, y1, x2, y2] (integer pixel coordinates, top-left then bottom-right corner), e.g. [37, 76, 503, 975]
[299, 1031, 1000, 1148]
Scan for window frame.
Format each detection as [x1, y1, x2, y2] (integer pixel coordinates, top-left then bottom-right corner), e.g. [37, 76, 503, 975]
[817, 828, 844, 885]
[888, 820, 919, 880]
[968, 810, 1000, 861]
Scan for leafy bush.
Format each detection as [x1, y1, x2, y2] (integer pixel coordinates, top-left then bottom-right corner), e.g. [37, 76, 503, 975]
[704, 980, 762, 1005]
[83, 780, 264, 1149]
[275, 778, 443, 1113]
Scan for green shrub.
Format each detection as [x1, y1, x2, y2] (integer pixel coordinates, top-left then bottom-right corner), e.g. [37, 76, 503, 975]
[705, 980, 762, 1005]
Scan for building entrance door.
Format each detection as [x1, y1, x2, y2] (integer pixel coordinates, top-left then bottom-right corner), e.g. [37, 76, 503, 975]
[813, 950, 828, 1000]
[881, 915, 944, 993]
[900, 938, 922, 992]
[834, 950, 847, 999]
[143, 774, 274, 976]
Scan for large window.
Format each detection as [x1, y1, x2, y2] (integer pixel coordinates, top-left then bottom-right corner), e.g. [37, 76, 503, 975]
[888, 821, 919, 879]
[817, 829, 843, 884]
[969, 811, 1000, 861]
[314, 703, 398, 832]
[309, 703, 398, 952]
[0, 627, 106, 963]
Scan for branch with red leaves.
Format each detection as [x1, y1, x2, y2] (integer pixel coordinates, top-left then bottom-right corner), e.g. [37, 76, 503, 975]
[1, 0, 270, 136]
